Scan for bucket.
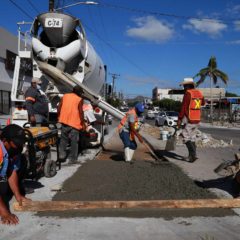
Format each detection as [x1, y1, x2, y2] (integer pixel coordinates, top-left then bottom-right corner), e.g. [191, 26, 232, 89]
[160, 130, 169, 140]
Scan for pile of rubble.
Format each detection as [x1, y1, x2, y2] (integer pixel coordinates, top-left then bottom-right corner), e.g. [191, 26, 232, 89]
[141, 124, 232, 148]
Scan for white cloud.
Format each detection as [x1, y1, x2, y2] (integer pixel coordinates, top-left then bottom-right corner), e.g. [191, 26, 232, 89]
[183, 19, 227, 38]
[125, 75, 174, 88]
[234, 20, 240, 31]
[226, 40, 240, 45]
[229, 5, 240, 15]
[126, 16, 174, 43]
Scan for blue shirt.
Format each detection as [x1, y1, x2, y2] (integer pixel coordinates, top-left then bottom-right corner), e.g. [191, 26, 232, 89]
[0, 140, 20, 177]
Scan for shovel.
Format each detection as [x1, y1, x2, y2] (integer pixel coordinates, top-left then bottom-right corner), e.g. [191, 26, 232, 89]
[141, 139, 162, 162]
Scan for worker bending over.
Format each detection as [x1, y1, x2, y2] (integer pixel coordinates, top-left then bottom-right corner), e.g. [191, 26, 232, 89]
[0, 124, 30, 225]
[118, 103, 144, 162]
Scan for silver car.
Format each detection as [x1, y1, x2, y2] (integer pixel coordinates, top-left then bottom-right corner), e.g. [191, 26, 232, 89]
[155, 111, 179, 126]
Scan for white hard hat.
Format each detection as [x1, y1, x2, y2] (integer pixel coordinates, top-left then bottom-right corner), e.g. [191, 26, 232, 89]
[179, 77, 195, 86]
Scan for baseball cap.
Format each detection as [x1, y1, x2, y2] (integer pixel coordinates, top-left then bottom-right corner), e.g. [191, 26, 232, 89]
[32, 78, 42, 84]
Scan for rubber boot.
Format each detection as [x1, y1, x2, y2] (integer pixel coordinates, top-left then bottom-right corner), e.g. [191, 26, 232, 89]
[185, 141, 196, 163]
[129, 149, 135, 161]
[192, 141, 198, 161]
[124, 147, 131, 162]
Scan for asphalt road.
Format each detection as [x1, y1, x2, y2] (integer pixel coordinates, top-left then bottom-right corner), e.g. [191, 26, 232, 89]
[199, 127, 240, 146]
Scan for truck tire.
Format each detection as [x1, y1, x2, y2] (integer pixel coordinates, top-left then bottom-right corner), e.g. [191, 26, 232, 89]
[44, 160, 57, 178]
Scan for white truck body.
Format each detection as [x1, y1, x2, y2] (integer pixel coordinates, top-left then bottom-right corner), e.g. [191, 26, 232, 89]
[11, 11, 125, 145]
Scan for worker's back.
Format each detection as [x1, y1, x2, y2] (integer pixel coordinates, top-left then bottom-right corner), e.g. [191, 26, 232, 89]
[58, 93, 83, 130]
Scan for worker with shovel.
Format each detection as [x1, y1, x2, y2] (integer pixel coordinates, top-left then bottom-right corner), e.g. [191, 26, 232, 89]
[177, 77, 205, 163]
[118, 103, 144, 162]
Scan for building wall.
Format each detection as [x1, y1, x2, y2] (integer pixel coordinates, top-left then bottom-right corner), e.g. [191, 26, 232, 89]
[0, 27, 19, 114]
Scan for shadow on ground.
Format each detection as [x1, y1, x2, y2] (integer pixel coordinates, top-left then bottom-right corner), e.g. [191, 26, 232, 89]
[155, 150, 187, 162]
[195, 176, 240, 198]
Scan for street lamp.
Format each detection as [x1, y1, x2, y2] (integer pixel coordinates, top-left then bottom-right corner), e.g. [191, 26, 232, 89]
[54, 1, 99, 11]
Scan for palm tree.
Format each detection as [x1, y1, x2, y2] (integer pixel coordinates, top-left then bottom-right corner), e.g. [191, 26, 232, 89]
[194, 56, 229, 122]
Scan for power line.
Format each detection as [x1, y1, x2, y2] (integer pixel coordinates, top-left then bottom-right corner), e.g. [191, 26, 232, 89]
[100, 2, 239, 24]
[27, 0, 40, 15]
[8, 0, 34, 20]
[82, 20, 156, 78]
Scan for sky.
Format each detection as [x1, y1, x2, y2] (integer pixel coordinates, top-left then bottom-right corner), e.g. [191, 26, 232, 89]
[1, 0, 240, 98]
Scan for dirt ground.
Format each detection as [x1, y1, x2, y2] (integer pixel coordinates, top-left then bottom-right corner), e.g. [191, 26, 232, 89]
[39, 132, 235, 218]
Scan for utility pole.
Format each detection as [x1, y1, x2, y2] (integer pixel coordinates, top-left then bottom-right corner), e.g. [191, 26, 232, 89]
[49, 0, 55, 11]
[109, 73, 120, 98]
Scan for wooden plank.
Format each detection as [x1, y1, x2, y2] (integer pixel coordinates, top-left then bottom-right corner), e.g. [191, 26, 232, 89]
[13, 198, 240, 212]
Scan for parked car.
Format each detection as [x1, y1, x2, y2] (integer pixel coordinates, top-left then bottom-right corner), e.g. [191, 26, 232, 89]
[155, 111, 179, 126]
[138, 115, 145, 124]
[146, 109, 156, 119]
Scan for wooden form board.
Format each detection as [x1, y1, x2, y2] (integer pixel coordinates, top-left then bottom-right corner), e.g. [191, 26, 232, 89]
[14, 198, 240, 212]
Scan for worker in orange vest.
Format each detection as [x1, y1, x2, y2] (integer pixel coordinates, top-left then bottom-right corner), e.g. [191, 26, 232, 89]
[58, 86, 86, 164]
[177, 78, 205, 162]
[118, 103, 144, 162]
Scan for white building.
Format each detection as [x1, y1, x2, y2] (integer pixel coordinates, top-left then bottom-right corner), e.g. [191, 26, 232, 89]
[152, 87, 183, 101]
[0, 27, 21, 115]
[0, 27, 31, 117]
[152, 86, 226, 102]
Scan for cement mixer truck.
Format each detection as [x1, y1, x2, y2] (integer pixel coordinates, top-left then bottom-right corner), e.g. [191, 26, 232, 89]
[11, 11, 125, 146]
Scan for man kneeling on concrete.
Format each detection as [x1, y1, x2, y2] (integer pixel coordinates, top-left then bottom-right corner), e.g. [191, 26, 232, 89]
[118, 103, 144, 162]
[0, 124, 30, 225]
[177, 78, 205, 162]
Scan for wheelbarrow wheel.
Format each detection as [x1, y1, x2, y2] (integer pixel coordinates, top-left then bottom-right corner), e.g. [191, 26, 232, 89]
[44, 160, 57, 178]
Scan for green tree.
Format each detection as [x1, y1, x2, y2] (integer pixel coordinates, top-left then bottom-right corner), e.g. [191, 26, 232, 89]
[107, 97, 121, 108]
[194, 56, 229, 121]
[153, 99, 182, 112]
[226, 91, 238, 97]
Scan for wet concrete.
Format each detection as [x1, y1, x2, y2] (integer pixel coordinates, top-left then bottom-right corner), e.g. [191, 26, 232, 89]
[36, 130, 235, 219]
[39, 159, 235, 218]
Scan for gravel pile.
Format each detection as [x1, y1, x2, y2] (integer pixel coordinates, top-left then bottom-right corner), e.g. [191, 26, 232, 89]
[141, 124, 232, 148]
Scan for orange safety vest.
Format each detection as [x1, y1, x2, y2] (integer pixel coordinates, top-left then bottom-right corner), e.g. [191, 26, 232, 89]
[118, 108, 139, 140]
[187, 89, 204, 122]
[58, 93, 84, 130]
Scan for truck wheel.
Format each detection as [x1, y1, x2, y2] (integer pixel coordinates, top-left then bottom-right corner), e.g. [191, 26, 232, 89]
[155, 121, 159, 126]
[44, 160, 57, 178]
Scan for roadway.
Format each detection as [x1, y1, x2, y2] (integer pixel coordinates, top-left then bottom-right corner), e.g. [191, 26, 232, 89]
[1, 120, 240, 240]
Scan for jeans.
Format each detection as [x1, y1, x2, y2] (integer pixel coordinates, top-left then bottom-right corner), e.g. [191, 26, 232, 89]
[59, 124, 80, 162]
[119, 130, 137, 150]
